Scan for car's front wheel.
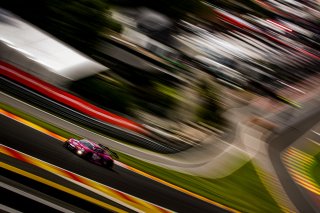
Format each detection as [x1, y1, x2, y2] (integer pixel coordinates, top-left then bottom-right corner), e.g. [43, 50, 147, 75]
[102, 160, 113, 169]
[84, 152, 92, 160]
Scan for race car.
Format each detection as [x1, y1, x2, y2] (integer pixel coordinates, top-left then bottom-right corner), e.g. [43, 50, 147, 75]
[64, 138, 118, 169]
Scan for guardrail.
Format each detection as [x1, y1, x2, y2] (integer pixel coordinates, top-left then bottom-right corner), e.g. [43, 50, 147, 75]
[0, 61, 146, 134]
[0, 76, 192, 153]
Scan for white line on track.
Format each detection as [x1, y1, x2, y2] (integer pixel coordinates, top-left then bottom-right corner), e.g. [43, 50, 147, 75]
[0, 204, 23, 213]
[311, 130, 320, 136]
[1, 145, 163, 213]
[0, 182, 74, 213]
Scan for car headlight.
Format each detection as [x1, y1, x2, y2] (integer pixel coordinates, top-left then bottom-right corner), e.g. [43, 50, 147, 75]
[76, 149, 84, 155]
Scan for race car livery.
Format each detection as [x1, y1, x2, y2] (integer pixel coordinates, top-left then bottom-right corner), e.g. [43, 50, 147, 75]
[64, 138, 117, 169]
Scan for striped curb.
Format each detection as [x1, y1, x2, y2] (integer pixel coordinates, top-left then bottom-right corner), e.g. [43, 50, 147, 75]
[0, 107, 238, 212]
[1, 162, 128, 213]
[282, 147, 320, 195]
[0, 145, 173, 213]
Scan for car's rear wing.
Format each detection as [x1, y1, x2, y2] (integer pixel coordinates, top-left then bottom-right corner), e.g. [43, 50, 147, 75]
[99, 144, 119, 159]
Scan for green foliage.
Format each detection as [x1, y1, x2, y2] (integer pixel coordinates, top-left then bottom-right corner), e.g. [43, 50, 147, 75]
[196, 79, 225, 127]
[105, 17, 123, 33]
[155, 82, 179, 100]
[107, 64, 181, 118]
[133, 82, 179, 118]
[70, 75, 133, 115]
[110, 0, 208, 19]
[47, 0, 108, 51]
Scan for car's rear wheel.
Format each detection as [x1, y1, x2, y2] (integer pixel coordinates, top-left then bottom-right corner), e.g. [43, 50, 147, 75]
[84, 152, 92, 160]
[63, 141, 69, 148]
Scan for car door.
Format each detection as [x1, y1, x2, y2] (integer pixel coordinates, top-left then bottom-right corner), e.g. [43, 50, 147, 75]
[91, 148, 102, 162]
[94, 148, 105, 161]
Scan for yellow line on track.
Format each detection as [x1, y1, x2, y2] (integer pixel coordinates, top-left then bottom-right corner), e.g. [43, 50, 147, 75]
[0, 162, 127, 213]
[117, 162, 240, 213]
[0, 108, 66, 141]
[0, 108, 238, 213]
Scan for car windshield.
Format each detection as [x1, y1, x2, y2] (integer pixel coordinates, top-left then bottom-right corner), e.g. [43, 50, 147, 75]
[79, 139, 94, 150]
[95, 148, 105, 154]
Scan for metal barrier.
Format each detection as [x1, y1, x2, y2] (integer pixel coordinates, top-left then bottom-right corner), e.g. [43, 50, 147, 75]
[0, 76, 192, 153]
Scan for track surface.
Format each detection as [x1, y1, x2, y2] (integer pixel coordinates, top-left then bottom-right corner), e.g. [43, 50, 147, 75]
[268, 102, 320, 213]
[0, 115, 227, 213]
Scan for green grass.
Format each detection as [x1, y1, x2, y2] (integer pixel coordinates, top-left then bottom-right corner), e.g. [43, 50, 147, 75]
[1, 102, 281, 212]
[312, 152, 320, 186]
[313, 163, 320, 186]
[0, 102, 80, 140]
[118, 153, 281, 213]
[0, 102, 149, 151]
[155, 82, 180, 100]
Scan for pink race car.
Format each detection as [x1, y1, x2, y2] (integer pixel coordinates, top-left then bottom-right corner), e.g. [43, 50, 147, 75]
[64, 138, 118, 169]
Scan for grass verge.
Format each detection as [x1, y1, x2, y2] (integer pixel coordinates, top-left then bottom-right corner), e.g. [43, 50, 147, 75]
[118, 153, 281, 213]
[0, 102, 80, 139]
[312, 152, 320, 186]
[0, 102, 281, 213]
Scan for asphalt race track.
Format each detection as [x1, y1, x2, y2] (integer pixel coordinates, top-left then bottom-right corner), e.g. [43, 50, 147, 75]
[268, 101, 320, 213]
[0, 114, 227, 213]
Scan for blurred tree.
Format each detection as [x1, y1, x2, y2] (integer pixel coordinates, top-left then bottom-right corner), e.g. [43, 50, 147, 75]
[195, 78, 225, 127]
[110, 0, 209, 20]
[1, 0, 122, 54]
[70, 75, 134, 115]
[109, 0, 214, 45]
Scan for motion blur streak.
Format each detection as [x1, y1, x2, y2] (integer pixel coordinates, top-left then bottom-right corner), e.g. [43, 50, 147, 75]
[0, 145, 173, 213]
[282, 147, 320, 195]
[0, 61, 147, 134]
[0, 162, 127, 213]
[0, 108, 67, 141]
[266, 19, 292, 32]
[116, 161, 240, 213]
[211, 6, 320, 61]
[0, 108, 172, 212]
[0, 108, 236, 212]
[253, 0, 286, 16]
